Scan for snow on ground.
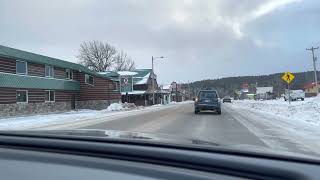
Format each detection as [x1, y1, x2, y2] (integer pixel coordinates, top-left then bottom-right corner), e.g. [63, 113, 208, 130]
[231, 97, 320, 126]
[107, 103, 125, 111]
[0, 101, 193, 130]
[227, 97, 320, 155]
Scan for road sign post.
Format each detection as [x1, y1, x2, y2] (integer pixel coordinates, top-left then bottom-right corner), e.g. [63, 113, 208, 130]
[288, 82, 291, 104]
[282, 72, 295, 105]
[120, 75, 133, 102]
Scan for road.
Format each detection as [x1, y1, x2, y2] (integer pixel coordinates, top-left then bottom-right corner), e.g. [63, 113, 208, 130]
[77, 102, 319, 156]
[82, 103, 264, 146]
[77, 103, 319, 155]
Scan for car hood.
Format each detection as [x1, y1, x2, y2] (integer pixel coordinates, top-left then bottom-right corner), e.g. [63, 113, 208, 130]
[0, 129, 317, 160]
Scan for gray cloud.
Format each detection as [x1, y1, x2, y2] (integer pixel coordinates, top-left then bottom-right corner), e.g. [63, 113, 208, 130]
[0, 0, 319, 84]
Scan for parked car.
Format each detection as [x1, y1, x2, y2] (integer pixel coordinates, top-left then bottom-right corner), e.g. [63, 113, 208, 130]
[284, 89, 305, 101]
[194, 90, 221, 114]
[223, 96, 232, 103]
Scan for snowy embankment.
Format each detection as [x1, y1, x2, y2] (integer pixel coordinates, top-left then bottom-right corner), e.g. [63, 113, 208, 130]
[0, 101, 193, 130]
[227, 97, 320, 155]
[230, 96, 320, 126]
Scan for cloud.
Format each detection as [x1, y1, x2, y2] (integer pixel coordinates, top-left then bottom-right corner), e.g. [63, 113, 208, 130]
[219, 0, 303, 39]
[251, 0, 302, 19]
[0, 0, 316, 84]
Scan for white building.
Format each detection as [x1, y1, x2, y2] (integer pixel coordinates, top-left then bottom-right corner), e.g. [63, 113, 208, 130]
[255, 87, 274, 100]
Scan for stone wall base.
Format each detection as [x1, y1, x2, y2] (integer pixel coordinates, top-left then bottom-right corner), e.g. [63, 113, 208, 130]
[76, 99, 120, 110]
[0, 99, 121, 118]
[0, 102, 71, 118]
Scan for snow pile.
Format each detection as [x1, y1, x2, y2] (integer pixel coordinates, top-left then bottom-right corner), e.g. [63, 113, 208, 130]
[152, 104, 163, 107]
[0, 100, 192, 130]
[106, 103, 124, 111]
[231, 97, 320, 126]
[0, 110, 102, 130]
[122, 103, 137, 109]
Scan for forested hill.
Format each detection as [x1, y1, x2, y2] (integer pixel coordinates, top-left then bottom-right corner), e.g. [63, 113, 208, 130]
[184, 71, 319, 97]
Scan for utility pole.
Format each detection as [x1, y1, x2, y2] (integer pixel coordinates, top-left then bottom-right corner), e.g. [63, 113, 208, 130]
[151, 56, 165, 105]
[152, 56, 154, 105]
[187, 81, 191, 100]
[306, 47, 319, 95]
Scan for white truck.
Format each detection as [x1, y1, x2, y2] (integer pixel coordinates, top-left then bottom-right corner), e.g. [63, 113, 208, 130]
[284, 89, 305, 101]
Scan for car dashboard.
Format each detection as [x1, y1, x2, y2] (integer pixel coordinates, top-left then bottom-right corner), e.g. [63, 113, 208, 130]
[0, 133, 319, 180]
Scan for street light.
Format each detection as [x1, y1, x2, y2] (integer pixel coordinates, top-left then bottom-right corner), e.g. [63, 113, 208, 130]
[152, 56, 166, 105]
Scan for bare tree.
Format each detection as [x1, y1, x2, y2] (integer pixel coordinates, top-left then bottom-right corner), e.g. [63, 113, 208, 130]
[113, 50, 136, 71]
[77, 41, 117, 72]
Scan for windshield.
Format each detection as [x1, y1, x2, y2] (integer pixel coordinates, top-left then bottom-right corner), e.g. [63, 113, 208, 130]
[199, 91, 218, 99]
[1, 0, 320, 161]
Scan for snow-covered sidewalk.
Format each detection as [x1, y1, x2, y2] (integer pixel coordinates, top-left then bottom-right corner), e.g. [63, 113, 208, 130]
[0, 101, 193, 130]
[226, 97, 320, 155]
[230, 97, 320, 126]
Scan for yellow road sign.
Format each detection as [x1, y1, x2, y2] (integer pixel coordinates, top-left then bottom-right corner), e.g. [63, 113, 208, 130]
[282, 72, 295, 84]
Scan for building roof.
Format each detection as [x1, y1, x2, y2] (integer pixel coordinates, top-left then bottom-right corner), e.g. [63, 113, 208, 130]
[304, 82, 320, 89]
[121, 90, 146, 95]
[0, 45, 112, 80]
[101, 69, 152, 85]
[256, 87, 273, 94]
[162, 84, 172, 90]
[0, 72, 79, 91]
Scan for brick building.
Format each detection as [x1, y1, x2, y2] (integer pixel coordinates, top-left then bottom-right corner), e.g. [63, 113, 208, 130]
[101, 69, 164, 106]
[0, 45, 120, 117]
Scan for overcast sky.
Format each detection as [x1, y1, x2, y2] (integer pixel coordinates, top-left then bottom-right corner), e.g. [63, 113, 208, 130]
[1, 0, 320, 84]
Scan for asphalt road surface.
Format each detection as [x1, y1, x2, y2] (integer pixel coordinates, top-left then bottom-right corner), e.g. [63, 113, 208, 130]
[77, 102, 320, 157]
[82, 103, 265, 146]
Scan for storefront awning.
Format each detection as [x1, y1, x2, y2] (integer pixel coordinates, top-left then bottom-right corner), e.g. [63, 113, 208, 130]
[121, 91, 146, 95]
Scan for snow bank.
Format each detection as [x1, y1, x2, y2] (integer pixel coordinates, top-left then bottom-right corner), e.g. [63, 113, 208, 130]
[106, 103, 124, 111]
[0, 110, 102, 130]
[122, 103, 137, 109]
[231, 96, 320, 126]
[0, 100, 191, 130]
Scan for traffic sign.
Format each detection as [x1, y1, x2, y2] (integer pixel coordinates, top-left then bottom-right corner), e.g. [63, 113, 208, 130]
[282, 72, 295, 84]
[120, 75, 133, 93]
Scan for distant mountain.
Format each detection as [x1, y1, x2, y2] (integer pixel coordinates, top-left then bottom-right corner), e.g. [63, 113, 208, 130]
[182, 71, 319, 97]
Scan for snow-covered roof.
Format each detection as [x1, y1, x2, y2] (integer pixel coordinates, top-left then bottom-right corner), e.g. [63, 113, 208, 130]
[98, 72, 110, 74]
[162, 84, 171, 90]
[121, 91, 146, 95]
[256, 87, 273, 94]
[135, 72, 150, 85]
[99, 69, 152, 85]
[117, 71, 138, 76]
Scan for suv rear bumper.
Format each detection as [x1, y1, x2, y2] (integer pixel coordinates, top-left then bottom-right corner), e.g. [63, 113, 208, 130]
[195, 104, 220, 111]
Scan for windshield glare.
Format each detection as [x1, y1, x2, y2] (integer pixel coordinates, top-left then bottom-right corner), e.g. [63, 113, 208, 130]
[1, 0, 320, 161]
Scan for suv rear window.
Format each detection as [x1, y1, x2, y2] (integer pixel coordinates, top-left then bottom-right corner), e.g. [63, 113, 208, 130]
[199, 91, 217, 99]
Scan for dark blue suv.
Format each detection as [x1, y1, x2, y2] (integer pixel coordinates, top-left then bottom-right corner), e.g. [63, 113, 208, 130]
[194, 90, 221, 114]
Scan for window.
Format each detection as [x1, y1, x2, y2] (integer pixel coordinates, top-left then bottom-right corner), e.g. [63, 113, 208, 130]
[199, 91, 218, 99]
[85, 74, 94, 86]
[45, 65, 54, 77]
[45, 90, 55, 102]
[110, 82, 118, 91]
[16, 90, 28, 103]
[65, 69, 73, 79]
[16, 61, 27, 75]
